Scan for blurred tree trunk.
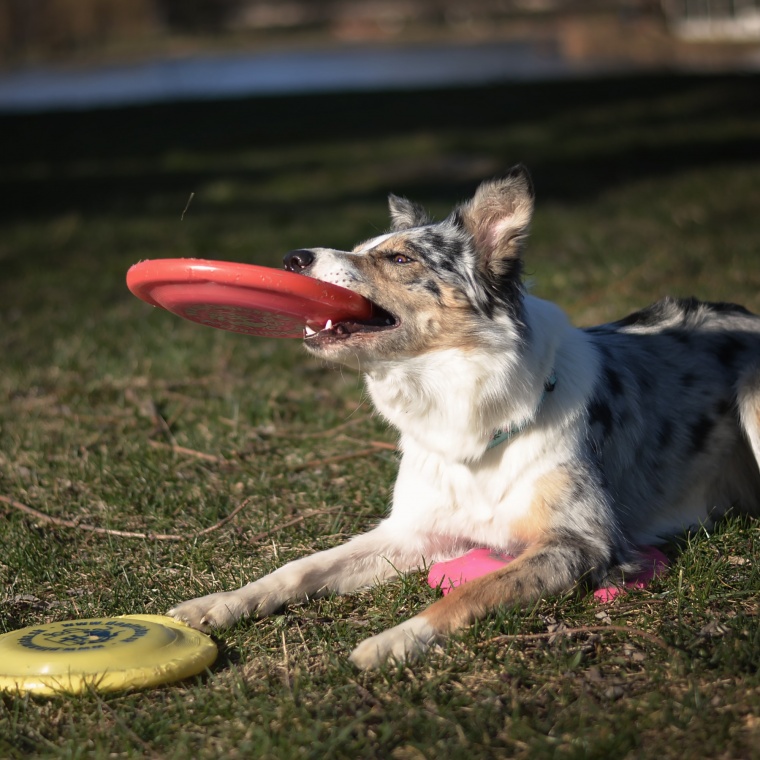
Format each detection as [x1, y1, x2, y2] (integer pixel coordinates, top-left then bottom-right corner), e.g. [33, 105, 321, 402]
[0, 0, 156, 62]
[153, 0, 245, 32]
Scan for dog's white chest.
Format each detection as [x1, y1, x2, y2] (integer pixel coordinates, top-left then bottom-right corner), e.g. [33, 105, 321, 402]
[388, 441, 539, 551]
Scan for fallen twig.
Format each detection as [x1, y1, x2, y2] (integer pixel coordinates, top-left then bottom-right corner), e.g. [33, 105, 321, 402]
[357, 438, 397, 452]
[292, 447, 386, 472]
[248, 507, 342, 543]
[0, 494, 252, 541]
[286, 416, 372, 439]
[194, 498, 253, 536]
[147, 439, 222, 463]
[483, 624, 672, 652]
[181, 191, 195, 221]
[336, 433, 397, 451]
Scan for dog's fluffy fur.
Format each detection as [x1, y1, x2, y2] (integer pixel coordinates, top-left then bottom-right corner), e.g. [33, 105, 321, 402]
[169, 167, 760, 669]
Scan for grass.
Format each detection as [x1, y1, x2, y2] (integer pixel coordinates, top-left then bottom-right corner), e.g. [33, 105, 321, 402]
[1, 73, 759, 758]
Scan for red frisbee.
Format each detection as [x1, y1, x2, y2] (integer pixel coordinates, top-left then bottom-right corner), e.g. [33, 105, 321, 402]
[126, 259, 374, 338]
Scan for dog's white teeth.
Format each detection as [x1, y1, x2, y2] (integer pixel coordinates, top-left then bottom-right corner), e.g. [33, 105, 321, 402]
[304, 325, 317, 337]
[325, 319, 333, 330]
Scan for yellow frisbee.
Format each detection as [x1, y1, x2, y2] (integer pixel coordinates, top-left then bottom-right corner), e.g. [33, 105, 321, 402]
[0, 614, 217, 695]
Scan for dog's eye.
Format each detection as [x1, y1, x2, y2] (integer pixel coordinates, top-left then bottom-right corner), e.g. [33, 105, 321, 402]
[389, 253, 413, 265]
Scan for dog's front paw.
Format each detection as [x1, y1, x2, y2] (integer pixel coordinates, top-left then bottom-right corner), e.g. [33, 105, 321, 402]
[168, 591, 250, 632]
[349, 617, 438, 670]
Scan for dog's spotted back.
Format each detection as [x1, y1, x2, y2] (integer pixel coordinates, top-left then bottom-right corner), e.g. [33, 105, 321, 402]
[585, 297, 760, 544]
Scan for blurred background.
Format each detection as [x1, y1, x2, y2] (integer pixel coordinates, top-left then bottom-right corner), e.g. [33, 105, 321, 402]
[1, 1, 759, 110]
[2, 1, 760, 65]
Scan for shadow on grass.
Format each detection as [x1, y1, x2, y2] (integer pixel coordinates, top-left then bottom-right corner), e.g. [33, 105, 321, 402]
[1, 73, 758, 222]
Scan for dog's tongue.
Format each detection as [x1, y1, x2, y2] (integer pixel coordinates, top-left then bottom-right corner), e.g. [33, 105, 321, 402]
[303, 310, 398, 341]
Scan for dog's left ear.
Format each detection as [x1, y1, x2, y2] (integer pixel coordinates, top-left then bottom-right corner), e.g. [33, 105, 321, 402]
[388, 194, 431, 231]
[457, 166, 534, 279]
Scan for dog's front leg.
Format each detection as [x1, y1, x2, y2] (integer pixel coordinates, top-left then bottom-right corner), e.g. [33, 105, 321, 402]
[168, 523, 425, 632]
[349, 534, 613, 669]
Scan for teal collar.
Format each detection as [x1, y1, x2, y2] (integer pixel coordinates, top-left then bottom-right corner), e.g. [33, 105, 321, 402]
[487, 371, 557, 451]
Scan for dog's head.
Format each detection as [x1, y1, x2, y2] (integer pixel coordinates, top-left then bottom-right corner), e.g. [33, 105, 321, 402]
[283, 166, 534, 366]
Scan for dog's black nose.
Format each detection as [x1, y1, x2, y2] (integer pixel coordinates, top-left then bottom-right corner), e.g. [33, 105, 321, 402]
[283, 249, 314, 272]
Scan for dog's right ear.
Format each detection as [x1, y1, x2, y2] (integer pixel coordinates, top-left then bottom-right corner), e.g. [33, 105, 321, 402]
[388, 194, 431, 231]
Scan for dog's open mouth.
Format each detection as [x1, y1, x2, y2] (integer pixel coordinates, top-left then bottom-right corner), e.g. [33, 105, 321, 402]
[304, 302, 399, 343]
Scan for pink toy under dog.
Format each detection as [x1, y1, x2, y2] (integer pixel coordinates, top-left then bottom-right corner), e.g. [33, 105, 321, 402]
[428, 546, 669, 601]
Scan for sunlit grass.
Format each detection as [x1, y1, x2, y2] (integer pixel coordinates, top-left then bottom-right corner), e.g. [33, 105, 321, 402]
[1, 74, 759, 758]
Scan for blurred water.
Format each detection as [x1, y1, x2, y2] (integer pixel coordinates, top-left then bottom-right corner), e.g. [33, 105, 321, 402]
[0, 40, 614, 113]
